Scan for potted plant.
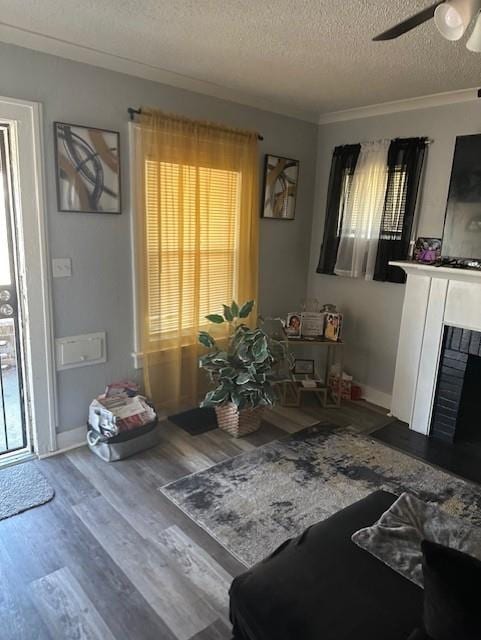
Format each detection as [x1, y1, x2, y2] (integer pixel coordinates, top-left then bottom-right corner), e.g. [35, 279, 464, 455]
[198, 300, 290, 437]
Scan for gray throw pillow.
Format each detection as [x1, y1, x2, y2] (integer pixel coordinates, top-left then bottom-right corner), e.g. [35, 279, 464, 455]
[352, 492, 481, 587]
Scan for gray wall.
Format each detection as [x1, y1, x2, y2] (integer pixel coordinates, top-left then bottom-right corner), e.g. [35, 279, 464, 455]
[0, 41, 318, 433]
[308, 100, 481, 401]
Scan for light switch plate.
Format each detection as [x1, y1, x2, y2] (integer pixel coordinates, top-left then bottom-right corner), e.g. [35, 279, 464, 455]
[52, 258, 72, 278]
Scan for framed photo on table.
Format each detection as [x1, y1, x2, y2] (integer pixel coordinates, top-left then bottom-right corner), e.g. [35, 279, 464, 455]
[300, 312, 325, 339]
[324, 313, 342, 342]
[293, 359, 315, 376]
[286, 312, 302, 338]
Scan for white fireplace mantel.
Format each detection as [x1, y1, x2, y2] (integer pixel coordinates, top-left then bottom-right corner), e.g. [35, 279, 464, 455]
[390, 260, 481, 284]
[390, 261, 481, 435]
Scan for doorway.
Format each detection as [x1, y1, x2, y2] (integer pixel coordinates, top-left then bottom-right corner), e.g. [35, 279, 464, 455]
[0, 124, 27, 455]
[0, 96, 57, 461]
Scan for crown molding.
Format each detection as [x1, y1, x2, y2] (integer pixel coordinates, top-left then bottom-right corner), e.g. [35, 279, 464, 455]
[318, 87, 480, 125]
[0, 21, 319, 124]
[2, 21, 477, 128]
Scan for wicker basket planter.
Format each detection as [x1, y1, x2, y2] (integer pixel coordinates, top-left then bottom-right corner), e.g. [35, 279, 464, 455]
[215, 403, 263, 438]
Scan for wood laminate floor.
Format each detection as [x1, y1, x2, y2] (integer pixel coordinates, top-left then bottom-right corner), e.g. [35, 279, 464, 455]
[0, 400, 391, 640]
[373, 419, 481, 486]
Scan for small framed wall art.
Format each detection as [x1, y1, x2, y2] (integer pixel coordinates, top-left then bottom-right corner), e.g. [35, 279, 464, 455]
[54, 122, 121, 214]
[261, 154, 299, 219]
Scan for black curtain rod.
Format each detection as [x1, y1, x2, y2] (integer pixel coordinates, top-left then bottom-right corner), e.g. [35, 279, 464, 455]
[128, 107, 142, 120]
[127, 107, 264, 140]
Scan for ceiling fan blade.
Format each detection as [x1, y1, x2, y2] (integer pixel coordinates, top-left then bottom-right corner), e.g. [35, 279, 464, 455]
[372, 1, 444, 41]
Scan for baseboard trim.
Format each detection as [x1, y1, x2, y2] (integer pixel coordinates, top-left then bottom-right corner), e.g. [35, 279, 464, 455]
[360, 385, 392, 410]
[39, 388, 392, 457]
[39, 425, 87, 458]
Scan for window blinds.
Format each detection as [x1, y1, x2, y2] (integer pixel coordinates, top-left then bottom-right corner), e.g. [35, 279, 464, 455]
[144, 159, 241, 337]
[374, 138, 427, 283]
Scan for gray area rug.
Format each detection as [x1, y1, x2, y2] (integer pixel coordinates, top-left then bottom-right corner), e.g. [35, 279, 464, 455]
[0, 462, 55, 520]
[161, 424, 481, 567]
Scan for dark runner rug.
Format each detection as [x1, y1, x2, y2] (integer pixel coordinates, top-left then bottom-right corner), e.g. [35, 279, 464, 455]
[160, 423, 481, 566]
[168, 407, 217, 436]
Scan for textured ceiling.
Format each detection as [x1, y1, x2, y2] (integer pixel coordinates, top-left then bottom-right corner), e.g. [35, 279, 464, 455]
[1, 0, 480, 121]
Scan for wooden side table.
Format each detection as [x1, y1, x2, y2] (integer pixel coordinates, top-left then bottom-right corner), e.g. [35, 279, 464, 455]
[284, 337, 344, 408]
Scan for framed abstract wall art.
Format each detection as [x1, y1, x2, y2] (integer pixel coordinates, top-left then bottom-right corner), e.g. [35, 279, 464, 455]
[261, 154, 299, 219]
[54, 122, 121, 214]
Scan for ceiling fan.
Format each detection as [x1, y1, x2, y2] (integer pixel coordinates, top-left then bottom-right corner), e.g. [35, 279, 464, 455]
[373, 0, 481, 51]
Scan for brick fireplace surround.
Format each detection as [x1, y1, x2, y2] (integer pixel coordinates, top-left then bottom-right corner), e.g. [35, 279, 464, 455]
[430, 326, 481, 443]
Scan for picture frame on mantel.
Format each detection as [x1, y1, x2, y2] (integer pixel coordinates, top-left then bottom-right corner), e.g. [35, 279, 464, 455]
[54, 121, 121, 214]
[261, 154, 299, 220]
[413, 237, 442, 264]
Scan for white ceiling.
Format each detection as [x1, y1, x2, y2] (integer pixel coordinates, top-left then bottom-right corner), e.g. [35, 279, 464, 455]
[1, 0, 480, 122]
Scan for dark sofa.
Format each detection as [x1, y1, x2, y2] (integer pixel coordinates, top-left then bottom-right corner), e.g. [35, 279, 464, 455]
[229, 490, 423, 640]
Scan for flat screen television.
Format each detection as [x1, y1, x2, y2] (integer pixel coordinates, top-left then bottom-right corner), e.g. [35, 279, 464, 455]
[442, 133, 481, 263]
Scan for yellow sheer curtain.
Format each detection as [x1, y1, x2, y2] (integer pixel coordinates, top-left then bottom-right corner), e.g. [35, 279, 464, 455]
[135, 109, 259, 411]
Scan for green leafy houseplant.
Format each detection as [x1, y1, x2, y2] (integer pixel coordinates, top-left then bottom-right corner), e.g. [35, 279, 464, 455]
[198, 301, 290, 436]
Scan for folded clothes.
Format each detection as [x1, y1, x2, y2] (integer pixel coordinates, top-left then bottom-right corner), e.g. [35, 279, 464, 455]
[89, 382, 157, 437]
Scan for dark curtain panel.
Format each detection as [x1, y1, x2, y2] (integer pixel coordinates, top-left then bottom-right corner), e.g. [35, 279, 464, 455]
[317, 144, 360, 274]
[373, 137, 427, 283]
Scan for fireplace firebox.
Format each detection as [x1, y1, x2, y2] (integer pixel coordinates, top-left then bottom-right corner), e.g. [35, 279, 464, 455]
[430, 326, 481, 444]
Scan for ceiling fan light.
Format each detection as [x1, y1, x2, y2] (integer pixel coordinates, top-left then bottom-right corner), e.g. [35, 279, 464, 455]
[466, 11, 481, 49]
[434, 0, 481, 40]
[445, 6, 464, 27]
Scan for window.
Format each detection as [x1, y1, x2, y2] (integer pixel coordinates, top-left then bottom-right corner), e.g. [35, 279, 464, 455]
[317, 138, 427, 283]
[130, 110, 259, 409]
[144, 159, 241, 337]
